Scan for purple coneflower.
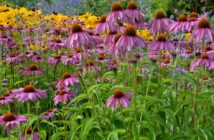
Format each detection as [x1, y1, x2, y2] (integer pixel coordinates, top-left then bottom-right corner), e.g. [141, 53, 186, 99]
[190, 18, 214, 43]
[40, 108, 57, 120]
[4, 53, 22, 63]
[103, 31, 117, 45]
[56, 72, 79, 88]
[0, 112, 28, 132]
[66, 24, 93, 48]
[48, 38, 66, 49]
[13, 85, 46, 102]
[116, 25, 146, 55]
[149, 10, 172, 34]
[54, 87, 76, 105]
[125, 1, 144, 23]
[0, 92, 14, 105]
[20, 128, 40, 140]
[108, 34, 121, 56]
[106, 2, 127, 23]
[48, 54, 62, 65]
[149, 34, 174, 52]
[106, 89, 133, 111]
[149, 51, 158, 62]
[169, 14, 193, 33]
[20, 64, 44, 75]
[80, 59, 101, 75]
[190, 53, 214, 72]
[62, 54, 76, 65]
[94, 15, 117, 34]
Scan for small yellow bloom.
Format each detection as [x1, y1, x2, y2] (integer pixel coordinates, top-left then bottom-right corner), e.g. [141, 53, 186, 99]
[185, 33, 191, 40]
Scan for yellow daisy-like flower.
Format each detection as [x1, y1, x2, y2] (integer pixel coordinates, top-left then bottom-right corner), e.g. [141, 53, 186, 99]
[185, 33, 191, 40]
[137, 29, 153, 41]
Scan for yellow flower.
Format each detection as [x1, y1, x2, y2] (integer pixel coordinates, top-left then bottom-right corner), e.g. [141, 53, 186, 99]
[137, 29, 153, 41]
[185, 33, 191, 40]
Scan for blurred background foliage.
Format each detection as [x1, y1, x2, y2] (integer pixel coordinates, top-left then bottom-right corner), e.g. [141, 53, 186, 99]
[0, 0, 213, 20]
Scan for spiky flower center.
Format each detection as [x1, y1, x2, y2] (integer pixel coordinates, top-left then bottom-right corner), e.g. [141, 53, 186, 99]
[124, 25, 136, 36]
[29, 64, 38, 71]
[0, 96, 5, 100]
[202, 76, 208, 81]
[117, 21, 124, 26]
[26, 128, 33, 135]
[157, 35, 166, 41]
[178, 14, 187, 22]
[53, 54, 61, 59]
[113, 89, 124, 98]
[185, 49, 191, 54]
[188, 17, 196, 21]
[108, 31, 117, 35]
[3, 112, 16, 122]
[54, 38, 62, 43]
[163, 58, 170, 64]
[67, 54, 73, 58]
[23, 85, 35, 92]
[10, 53, 16, 57]
[58, 89, 67, 95]
[100, 15, 107, 23]
[114, 34, 121, 43]
[189, 12, 198, 18]
[155, 11, 166, 19]
[127, 1, 137, 10]
[198, 18, 210, 28]
[48, 109, 53, 112]
[71, 24, 83, 33]
[111, 2, 122, 11]
[62, 72, 71, 79]
[85, 59, 94, 66]
[202, 53, 208, 59]
[98, 54, 105, 60]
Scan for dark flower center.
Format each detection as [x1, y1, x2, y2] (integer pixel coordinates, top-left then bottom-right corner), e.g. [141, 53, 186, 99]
[124, 25, 136, 36]
[0, 96, 5, 100]
[188, 17, 196, 21]
[58, 89, 67, 95]
[26, 128, 33, 135]
[127, 1, 137, 10]
[85, 60, 95, 66]
[98, 54, 105, 60]
[54, 38, 62, 43]
[114, 34, 121, 43]
[100, 15, 107, 23]
[202, 53, 208, 59]
[53, 54, 61, 59]
[23, 85, 36, 92]
[198, 18, 210, 28]
[117, 21, 124, 26]
[185, 49, 191, 54]
[29, 64, 38, 71]
[163, 58, 170, 64]
[71, 24, 83, 33]
[62, 72, 71, 79]
[3, 92, 10, 97]
[111, 2, 122, 11]
[157, 35, 166, 41]
[155, 10, 166, 19]
[67, 54, 73, 58]
[202, 77, 208, 81]
[48, 109, 53, 112]
[189, 12, 198, 18]
[178, 14, 187, 22]
[113, 89, 124, 98]
[10, 53, 16, 57]
[108, 31, 117, 35]
[3, 112, 16, 122]
[36, 56, 42, 60]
